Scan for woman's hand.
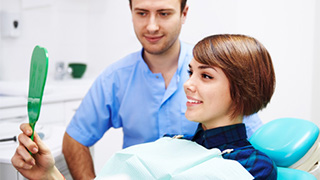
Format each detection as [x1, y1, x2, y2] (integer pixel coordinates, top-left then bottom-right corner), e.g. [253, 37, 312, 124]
[11, 123, 64, 180]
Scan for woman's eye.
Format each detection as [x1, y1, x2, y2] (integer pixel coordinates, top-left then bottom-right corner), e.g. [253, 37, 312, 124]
[202, 74, 213, 79]
[187, 70, 193, 76]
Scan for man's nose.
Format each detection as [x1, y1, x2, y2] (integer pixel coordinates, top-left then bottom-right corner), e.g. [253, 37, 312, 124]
[146, 15, 159, 33]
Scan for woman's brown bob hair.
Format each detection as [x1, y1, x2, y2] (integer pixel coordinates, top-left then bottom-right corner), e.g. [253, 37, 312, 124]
[193, 34, 275, 118]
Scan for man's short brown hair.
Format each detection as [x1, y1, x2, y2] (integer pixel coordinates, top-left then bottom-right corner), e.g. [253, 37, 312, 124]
[193, 34, 276, 118]
[129, 0, 187, 13]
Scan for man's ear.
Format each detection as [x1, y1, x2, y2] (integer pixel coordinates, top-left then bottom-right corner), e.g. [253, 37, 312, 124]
[181, 5, 189, 24]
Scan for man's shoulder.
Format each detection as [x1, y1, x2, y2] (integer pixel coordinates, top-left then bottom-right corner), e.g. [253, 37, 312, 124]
[101, 50, 142, 76]
[111, 50, 142, 69]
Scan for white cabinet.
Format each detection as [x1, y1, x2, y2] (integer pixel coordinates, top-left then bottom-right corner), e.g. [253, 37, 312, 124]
[64, 100, 82, 125]
[0, 98, 81, 126]
[39, 102, 65, 124]
[38, 99, 81, 126]
[0, 79, 93, 180]
[0, 163, 20, 180]
[0, 106, 27, 122]
[0, 79, 92, 125]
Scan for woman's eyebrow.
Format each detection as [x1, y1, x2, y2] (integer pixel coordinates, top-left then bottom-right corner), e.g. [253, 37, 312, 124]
[198, 65, 217, 72]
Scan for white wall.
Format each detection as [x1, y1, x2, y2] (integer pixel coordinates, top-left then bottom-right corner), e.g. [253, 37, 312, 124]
[0, 0, 90, 81]
[1, 0, 319, 175]
[86, 0, 140, 77]
[312, 0, 320, 127]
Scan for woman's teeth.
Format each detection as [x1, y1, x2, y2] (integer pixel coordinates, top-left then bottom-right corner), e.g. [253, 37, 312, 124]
[187, 99, 201, 103]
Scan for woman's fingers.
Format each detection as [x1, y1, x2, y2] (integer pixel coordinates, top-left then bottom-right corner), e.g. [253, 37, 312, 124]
[34, 132, 49, 153]
[18, 133, 38, 154]
[20, 123, 33, 137]
[11, 129, 41, 170]
[11, 144, 35, 170]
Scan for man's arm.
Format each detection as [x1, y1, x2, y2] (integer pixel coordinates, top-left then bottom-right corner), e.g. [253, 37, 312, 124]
[62, 132, 95, 180]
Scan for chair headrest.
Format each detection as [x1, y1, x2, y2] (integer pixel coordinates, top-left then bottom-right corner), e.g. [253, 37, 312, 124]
[249, 118, 319, 167]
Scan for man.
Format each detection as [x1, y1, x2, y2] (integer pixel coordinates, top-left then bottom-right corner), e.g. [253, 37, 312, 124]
[63, 0, 263, 179]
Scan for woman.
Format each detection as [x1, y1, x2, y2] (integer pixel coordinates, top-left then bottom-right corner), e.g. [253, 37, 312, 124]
[11, 34, 276, 179]
[186, 34, 276, 179]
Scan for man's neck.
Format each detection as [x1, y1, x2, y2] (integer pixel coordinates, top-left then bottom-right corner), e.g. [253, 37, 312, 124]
[143, 41, 181, 88]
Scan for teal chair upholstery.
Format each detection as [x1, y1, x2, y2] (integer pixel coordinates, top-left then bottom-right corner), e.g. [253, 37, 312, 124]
[249, 118, 320, 180]
[277, 167, 317, 180]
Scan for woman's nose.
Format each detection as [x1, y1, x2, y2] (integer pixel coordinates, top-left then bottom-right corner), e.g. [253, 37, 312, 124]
[184, 78, 196, 93]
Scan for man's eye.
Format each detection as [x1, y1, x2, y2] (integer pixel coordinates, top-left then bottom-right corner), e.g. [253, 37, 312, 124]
[137, 12, 146, 16]
[160, 12, 169, 16]
[187, 70, 193, 76]
[202, 74, 213, 79]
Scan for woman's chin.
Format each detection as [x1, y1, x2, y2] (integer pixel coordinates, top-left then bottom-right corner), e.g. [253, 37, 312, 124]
[185, 114, 200, 123]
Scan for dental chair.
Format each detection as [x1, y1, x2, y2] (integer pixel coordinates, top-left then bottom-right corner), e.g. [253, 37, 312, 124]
[250, 118, 320, 180]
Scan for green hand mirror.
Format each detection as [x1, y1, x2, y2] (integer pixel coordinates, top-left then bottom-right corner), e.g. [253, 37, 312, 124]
[28, 45, 48, 141]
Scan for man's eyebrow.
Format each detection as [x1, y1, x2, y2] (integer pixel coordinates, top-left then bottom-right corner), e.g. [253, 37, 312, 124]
[158, 9, 175, 12]
[133, 8, 175, 12]
[133, 8, 148, 11]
